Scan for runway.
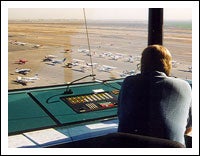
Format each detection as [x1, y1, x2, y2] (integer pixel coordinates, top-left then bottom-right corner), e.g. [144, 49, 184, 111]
[8, 21, 192, 90]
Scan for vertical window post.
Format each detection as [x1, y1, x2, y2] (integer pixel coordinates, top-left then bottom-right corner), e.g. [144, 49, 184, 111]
[148, 8, 163, 45]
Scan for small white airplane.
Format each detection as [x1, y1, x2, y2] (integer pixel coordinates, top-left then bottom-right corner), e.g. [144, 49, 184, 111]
[13, 79, 28, 86]
[109, 53, 125, 60]
[79, 65, 89, 72]
[98, 53, 106, 58]
[11, 41, 26, 46]
[115, 53, 126, 58]
[98, 52, 112, 58]
[45, 55, 57, 59]
[98, 65, 117, 72]
[14, 74, 39, 85]
[19, 74, 39, 81]
[15, 68, 31, 75]
[134, 56, 141, 61]
[109, 55, 120, 60]
[69, 64, 89, 73]
[72, 59, 85, 64]
[124, 55, 134, 63]
[120, 70, 135, 77]
[86, 62, 98, 68]
[33, 44, 41, 48]
[43, 55, 58, 62]
[49, 58, 67, 65]
[16, 42, 26, 46]
[188, 66, 192, 72]
[64, 59, 85, 68]
[172, 60, 179, 68]
[78, 49, 89, 53]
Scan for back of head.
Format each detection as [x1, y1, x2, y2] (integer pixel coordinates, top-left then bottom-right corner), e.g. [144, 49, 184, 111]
[140, 44, 172, 76]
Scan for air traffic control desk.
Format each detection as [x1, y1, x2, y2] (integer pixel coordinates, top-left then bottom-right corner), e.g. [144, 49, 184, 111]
[8, 79, 123, 148]
[8, 78, 192, 148]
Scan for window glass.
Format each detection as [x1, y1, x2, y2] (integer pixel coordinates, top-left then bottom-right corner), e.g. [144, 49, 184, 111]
[163, 8, 192, 80]
[8, 8, 192, 90]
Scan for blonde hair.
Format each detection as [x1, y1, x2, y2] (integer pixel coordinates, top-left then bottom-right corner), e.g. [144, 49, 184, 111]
[140, 45, 172, 76]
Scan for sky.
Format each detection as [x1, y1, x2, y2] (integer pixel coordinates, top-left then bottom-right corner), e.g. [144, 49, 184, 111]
[7, 8, 192, 21]
[2, 1, 195, 21]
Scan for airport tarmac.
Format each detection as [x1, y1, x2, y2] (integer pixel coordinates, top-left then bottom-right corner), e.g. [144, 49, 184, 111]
[8, 21, 192, 90]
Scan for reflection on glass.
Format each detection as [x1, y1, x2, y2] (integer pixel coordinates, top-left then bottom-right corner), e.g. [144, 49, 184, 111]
[8, 8, 192, 90]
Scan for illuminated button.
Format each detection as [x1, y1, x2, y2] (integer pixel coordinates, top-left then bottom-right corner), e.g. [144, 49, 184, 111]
[112, 90, 119, 95]
[86, 103, 98, 110]
[101, 93, 108, 99]
[86, 96, 93, 101]
[93, 94, 101, 100]
[79, 107, 86, 112]
[99, 102, 114, 108]
[98, 94, 105, 100]
[84, 97, 89, 102]
[105, 92, 113, 99]
[93, 95, 98, 101]
[89, 95, 97, 101]
[102, 93, 109, 99]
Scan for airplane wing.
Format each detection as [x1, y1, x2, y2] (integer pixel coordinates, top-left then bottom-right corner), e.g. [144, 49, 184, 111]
[99, 65, 117, 72]
[102, 65, 117, 69]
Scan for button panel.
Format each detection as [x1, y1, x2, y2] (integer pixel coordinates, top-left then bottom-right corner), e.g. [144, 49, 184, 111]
[60, 91, 118, 113]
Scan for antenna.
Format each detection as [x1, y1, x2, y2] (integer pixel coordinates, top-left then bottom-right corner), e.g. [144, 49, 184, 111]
[64, 74, 96, 94]
[83, 8, 95, 81]
[63, 9, 97, 94]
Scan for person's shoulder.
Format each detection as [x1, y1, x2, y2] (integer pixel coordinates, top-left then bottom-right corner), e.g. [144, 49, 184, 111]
[165, 76, 191, 89]
[124, 73, 141, 82]
[121, 74, 141, 87]
[167, 76, 188, 83]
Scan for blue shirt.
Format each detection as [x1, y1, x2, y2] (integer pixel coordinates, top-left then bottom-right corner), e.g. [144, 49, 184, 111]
[117, 71, 192, 145]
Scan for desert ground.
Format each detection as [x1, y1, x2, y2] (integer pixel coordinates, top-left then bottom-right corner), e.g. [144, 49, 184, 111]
[8, 21, 192, 90]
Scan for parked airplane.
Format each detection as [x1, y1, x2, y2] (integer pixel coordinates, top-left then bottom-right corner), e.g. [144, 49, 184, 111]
[64, 59, 85, 68]
[98, 52, 112, 58]
[13, 41, 26, 46]
[78, 49, 89, 53]
[172, 60, 178, 68]
[43, 57, 53, 62]
[119, 70, 136, 77]
[79, 65, 89, 72]
[49, 58, 67, 65]
[13, 79, 28, 86]
[98, 53, 106, 58]
[116, 53, 126, 57]
[15, 68, 31, 75]
[86, 62, 98, 68]
[188, 66, 192, 72]
[33, 44, 41, 48]
[72, 59, 85, 64]
[134, 56, 141, 61]
[43, 55, 58, 62]
[14, 74, 39, 85]
[19, 74, 39, 81]
[124, 55, 134, 63]
[109, 54, 121, 60]
[98, 65, 117, 72]
[45, 55, 57, 59]
[14, 59, 28, 64]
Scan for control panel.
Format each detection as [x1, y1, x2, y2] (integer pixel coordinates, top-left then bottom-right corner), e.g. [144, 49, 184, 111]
[60, 90, 119, 113]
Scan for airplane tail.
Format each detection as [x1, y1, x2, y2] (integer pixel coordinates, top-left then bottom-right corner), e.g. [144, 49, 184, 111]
[34, 74, 39, 79]
[63, 58, 67, 62]
[17, 76, 22, 80]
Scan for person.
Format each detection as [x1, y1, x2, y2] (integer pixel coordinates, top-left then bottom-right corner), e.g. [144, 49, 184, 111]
[117, 44, 192, 146]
